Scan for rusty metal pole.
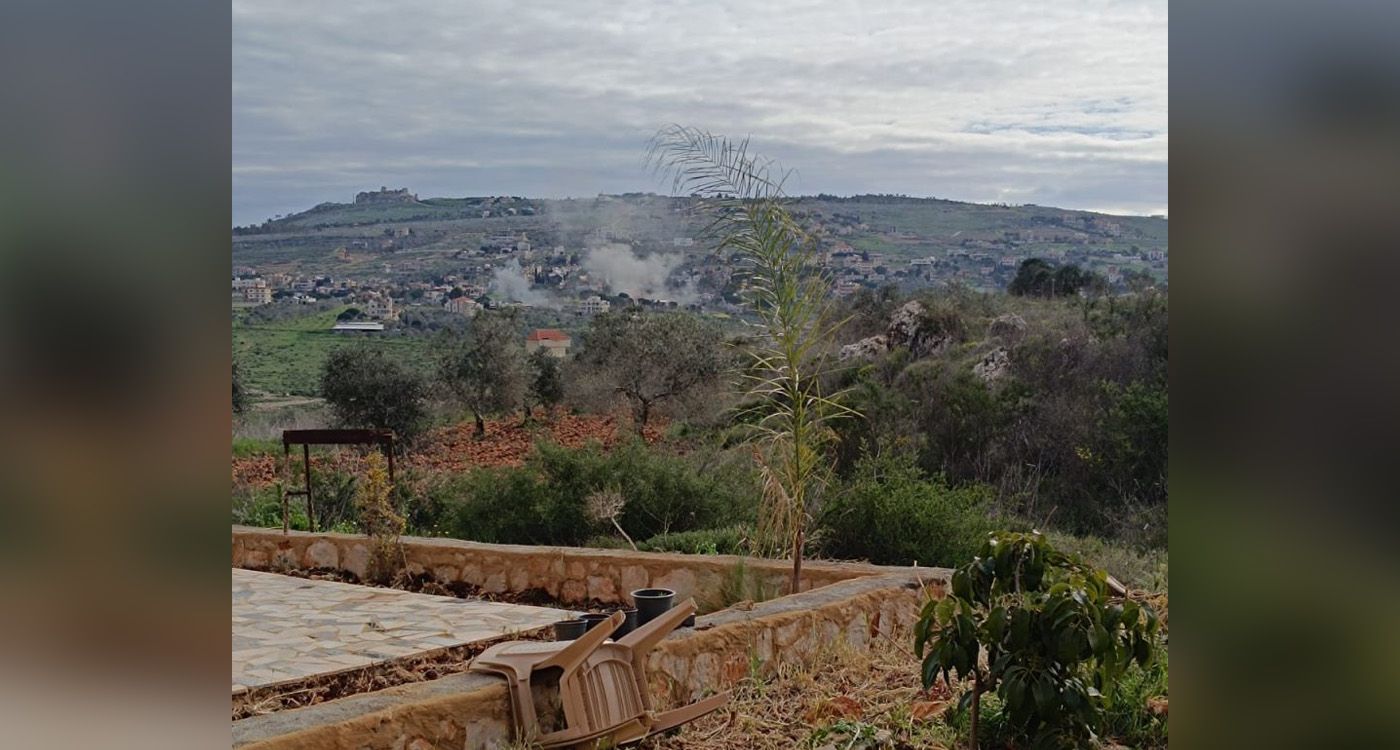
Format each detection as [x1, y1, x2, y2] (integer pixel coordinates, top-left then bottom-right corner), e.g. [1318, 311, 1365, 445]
[303, 443, 314, 532]
[281, 442, 290, 533]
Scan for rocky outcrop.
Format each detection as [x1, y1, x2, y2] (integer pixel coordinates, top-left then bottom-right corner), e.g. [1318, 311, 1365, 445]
[973, 347, 1011, 382]
[988, 313, 1028, 342]
[887, 301, 958, 358]
[839, 335, 888, 361]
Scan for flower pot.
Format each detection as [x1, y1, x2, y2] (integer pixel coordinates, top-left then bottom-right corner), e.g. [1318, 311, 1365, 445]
[580, 613, 612, 631]
[630, 588, 675, 626]
[614, 608, 639, 638]
[554, 618, 587, 641]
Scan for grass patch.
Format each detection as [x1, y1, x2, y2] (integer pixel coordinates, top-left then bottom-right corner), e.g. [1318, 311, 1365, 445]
[233, 305, 435, 396]
[1045, 530, 1168, 592]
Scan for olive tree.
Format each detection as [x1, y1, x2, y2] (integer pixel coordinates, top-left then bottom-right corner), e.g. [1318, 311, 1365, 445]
[525, 348, 564, 421]
[319, 347, 428, 440]
[575, 309, 725, 433]
[438, 309, 527, 438]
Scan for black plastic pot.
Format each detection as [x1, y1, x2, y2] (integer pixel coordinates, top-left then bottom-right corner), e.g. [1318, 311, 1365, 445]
[614, 608, 639, 638]
[580, 613, 612, 631]
[554, 618, 587, 641]
[631, 588, 675, 626]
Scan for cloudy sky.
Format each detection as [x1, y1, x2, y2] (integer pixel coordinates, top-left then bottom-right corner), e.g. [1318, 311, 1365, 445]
[232, 0, 1167, 226]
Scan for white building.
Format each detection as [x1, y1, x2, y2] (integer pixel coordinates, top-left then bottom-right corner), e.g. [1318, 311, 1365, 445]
[576, 296, 611, 315]
[445, 296, 480, 316]
[363, 294, 396, 320]
[241, 285, 272, 305]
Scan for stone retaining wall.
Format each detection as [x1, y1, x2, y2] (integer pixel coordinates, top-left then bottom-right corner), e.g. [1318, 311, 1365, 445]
[233, 526, 892, 610]
[233, 567, 950, 749]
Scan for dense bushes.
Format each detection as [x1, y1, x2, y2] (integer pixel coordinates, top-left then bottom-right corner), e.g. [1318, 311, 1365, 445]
[834, 288, 1168, 544]
[818, 451, 997, 568]
[638, 526, 751, 555]
[442, 440, 757, 546]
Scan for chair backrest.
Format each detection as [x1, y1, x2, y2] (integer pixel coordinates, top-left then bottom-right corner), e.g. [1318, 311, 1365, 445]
[576, 650, 647, 731]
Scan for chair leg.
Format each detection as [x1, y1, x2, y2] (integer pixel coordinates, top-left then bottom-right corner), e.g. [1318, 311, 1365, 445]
[647, 690, 731, 736]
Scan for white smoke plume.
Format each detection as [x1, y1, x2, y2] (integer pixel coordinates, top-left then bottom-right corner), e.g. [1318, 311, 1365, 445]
[488, 259, 555, 306]
[581, 243, 696, 302]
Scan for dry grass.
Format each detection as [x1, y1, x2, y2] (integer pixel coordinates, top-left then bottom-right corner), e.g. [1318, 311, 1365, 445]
[640, 626, 958, 750]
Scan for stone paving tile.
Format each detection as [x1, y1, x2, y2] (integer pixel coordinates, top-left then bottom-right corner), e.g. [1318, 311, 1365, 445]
[232, 568, 575, 693]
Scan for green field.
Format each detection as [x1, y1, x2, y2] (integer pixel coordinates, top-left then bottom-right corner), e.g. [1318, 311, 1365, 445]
[233, 306, 437, 397]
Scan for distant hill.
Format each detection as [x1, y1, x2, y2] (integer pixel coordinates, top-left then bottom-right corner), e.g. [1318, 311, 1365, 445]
[232, 192, 1166, 276]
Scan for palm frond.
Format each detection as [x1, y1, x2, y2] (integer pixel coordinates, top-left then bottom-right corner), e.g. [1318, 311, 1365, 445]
[650, 126, 860, 591]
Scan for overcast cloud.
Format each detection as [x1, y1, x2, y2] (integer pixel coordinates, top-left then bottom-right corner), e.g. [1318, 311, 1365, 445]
[232, 0, 1167, 226]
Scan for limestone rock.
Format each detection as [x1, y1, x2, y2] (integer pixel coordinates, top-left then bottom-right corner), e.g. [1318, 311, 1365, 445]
[887, 300, 956, 358]
[343, 544, 370, 580]
[653, 568, 698, 599]
[586, 575, 618, 602]
[305, 539, 339, 569]
[973, 347, 1011, 382]
[988, 313, 1028, 342]
[838, 334, 887, 361]
[619, 564, 649, 595]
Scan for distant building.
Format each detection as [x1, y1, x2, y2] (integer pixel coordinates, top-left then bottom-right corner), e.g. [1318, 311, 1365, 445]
[576, 296, 611, 316]
[363, 294, 396, 320]
[445, 296, 480, 316]
[241, 285, 272, 305]
[332, 321, 385, 333]
[354, 187, 417, 205]
[525, 329, 571, 358]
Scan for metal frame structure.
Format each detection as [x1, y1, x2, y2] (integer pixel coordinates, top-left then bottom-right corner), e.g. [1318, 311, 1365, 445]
[280, 429, 395, 532]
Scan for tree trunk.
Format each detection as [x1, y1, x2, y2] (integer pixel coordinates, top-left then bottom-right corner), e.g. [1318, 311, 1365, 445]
[635, 400, 650, 435]
[473, 411, 485, 439]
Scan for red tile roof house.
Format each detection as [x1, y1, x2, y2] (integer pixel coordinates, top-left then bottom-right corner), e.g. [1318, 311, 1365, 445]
[525, 328, 571, 358]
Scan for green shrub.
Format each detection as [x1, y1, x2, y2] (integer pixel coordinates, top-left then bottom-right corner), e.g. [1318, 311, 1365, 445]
[307, 466, 358, 531]
[233, 484, 308, 531]
[1045, 531, 1169, 592]
[442, 440, 757, 547]
[397, 475, 449, 537]
[232, 437, 279, 458]
[447, 466, 588, 545]
[818, 450, 996, 568]
[639, 526, 751, 555]
[914, 531, 1163, 749]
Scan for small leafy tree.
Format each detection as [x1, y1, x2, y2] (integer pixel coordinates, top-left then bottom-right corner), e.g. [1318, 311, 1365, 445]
[355, 452, 405, 584]
[526, 348, 564, 421]
[575, 309, 725, 433]
[914, 531, 1161, 749]
[320, 347, 428, 440]
[439, 309, 527, 438]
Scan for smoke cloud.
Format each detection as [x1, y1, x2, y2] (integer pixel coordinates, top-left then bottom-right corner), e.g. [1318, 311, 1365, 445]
[488, 259, 555, 307]
[581, 243, 695, 303]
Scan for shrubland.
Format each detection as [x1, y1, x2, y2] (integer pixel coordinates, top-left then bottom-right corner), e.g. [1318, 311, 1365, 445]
[233, 283, 1168, 586]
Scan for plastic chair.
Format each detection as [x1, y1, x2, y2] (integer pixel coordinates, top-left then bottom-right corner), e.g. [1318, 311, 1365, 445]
[471, 599, 730, 748]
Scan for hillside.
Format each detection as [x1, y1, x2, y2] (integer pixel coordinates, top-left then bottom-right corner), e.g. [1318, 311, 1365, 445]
[232, 193, 1166, 277]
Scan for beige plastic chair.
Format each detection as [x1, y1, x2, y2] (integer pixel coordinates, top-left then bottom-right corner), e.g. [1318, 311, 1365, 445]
[471, 599, 729, 748]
